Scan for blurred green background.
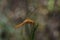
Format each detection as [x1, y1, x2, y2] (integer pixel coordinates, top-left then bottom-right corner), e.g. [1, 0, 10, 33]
[0, 0, 60, 40]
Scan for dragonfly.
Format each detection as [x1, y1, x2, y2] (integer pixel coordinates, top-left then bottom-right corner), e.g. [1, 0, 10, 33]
[12, 0, 39, 29]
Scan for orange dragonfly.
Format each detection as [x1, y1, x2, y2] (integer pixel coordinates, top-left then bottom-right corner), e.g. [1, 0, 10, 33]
[15, 18, 34, 29]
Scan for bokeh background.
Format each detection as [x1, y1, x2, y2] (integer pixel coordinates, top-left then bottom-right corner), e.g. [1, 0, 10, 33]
[0, 0, 60, 40]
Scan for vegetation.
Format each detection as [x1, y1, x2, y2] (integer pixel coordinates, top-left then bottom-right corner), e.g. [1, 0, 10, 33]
[0, 0, 60, 40]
